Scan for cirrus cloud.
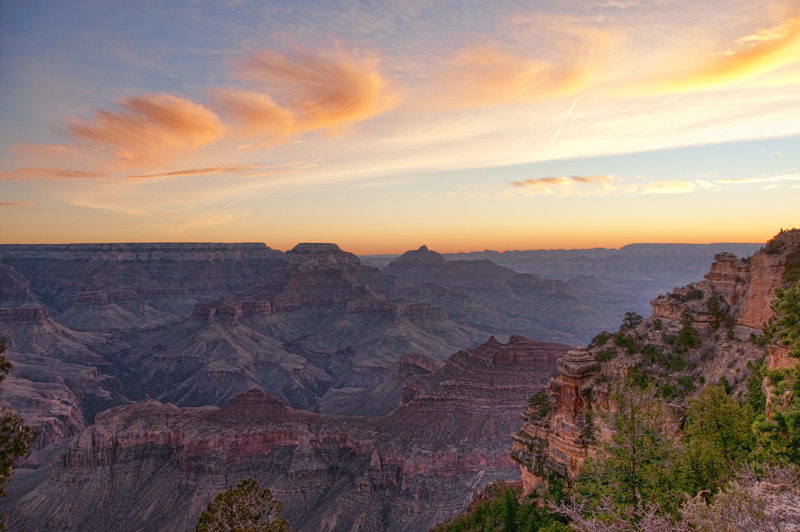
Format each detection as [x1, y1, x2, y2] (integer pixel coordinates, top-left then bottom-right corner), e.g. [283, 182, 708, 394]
[511, 174, 620, 196]
[435, 17, 617, 110]
[213, 47, 397, 141]
[0, 168, 104, 180]
[649, 14, 800, 93]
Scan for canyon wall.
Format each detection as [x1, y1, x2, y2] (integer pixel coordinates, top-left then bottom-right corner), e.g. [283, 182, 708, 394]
[5, 337, 569, 532]
[511, 230, 799, 494]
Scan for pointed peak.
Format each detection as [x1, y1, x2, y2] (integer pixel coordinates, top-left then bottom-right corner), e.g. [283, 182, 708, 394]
[386, 245, 446, 267]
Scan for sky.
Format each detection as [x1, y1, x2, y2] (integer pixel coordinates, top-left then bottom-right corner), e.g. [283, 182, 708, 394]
[0, 0, 798, 254]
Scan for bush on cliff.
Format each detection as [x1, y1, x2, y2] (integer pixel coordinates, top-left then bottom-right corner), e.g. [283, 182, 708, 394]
[428, 483, 566, 532]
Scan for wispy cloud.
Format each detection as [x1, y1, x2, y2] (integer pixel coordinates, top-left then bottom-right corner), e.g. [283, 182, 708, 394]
[715, 173, 800, 185]
[511, 174, 620, 196]
[125, 164, 261, 181]
[0, 168, 104, 180]
[648, 14, 800, 93]
[67, 94, 227, 164]
[641, 180, 698, 194]
[0, 201, 31, 207]
[125, 162, 315, 181]
[8, 143, 80, 157]
[213, 46, 397, 141]
[434, 17, 616, 109]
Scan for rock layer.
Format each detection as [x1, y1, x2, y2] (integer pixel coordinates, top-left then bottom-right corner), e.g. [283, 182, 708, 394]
[6, 337, 569, 532]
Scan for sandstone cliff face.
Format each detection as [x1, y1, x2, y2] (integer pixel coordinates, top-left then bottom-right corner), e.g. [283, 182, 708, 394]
[511, 231, 797, 494]
[6, 337, 569, 532]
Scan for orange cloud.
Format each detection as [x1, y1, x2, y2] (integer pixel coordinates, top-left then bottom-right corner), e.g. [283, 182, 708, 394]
[437, 22, 616, 109]
[511, 174, 618, 196]
[0, 168, 103, 180]
[439, 47, 585, 108]
[124, 162, 313, 181]
[8, 143, 79, 157]
[215, 47, 397, 139]
[650, 15, 800, 93]
[67, 94, 227, 163]
[211, 89, 295, 142]
[0, 201, 31, 207]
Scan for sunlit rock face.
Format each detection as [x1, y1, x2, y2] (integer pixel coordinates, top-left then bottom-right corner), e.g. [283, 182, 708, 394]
[6, 337, 568, 532]
[511, 230, 799, 495]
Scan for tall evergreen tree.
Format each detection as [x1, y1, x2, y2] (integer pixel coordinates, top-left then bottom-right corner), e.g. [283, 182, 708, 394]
[578, 382, 682, 518]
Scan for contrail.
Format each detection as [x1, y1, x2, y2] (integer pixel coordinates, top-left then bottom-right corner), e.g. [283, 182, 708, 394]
[550, 98, 579, 145]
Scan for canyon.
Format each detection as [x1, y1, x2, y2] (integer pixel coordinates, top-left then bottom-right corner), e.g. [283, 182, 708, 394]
[0, 239, 767, 530]
[5, 336, 567, 532]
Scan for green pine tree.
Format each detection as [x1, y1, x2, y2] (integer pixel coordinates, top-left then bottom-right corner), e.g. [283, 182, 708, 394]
[196, 478, 292, 532]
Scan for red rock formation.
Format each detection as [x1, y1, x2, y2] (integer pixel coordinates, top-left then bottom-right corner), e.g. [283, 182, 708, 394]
[511, 230, 799, 494]
[511, 347, 600, 492]
[7, 337, 569, 532]
[737, 233, 799, 327]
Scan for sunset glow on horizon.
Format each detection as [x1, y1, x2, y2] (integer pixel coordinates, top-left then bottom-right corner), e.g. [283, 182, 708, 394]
[1, 1, 798, 254]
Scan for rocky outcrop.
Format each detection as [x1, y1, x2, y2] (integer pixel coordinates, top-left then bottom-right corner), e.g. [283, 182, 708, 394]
[6, 337, 569, 532]
[738, 231, 800, 327]
[511, 230, 797, 494]
[511, 347, 601, 492]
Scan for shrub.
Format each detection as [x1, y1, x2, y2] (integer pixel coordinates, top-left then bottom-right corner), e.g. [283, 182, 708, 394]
[595, 348, 616, 362]
[675, 311, 701, 351]
[686, 288, 704, 300]
[589, 330, 611, 349]
[528, 390, 552, 420]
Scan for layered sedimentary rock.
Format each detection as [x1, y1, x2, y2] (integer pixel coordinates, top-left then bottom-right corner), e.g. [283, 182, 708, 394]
[440, 243, 763, 329]
[511, 231, 797, 494]
[384, 246, 607, 343]
[6, 337, 569, 532]
[511, 347, 601, 492]
[0, 304, 127, 449]
[0, 242, 285, 322]
[0, 242, 483, 429]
